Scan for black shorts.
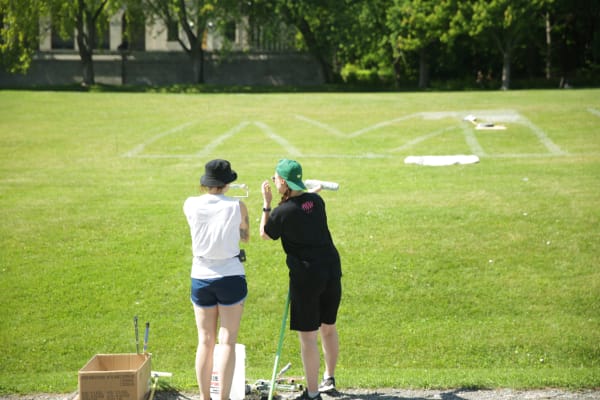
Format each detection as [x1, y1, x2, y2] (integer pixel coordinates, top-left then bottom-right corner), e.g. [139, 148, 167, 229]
[286, 254, 342, 331]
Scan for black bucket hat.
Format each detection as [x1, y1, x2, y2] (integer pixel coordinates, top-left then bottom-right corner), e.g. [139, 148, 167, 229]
[200, 159, 237, 187]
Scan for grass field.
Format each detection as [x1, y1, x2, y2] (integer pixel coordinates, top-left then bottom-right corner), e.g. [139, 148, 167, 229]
[0, 89, 599, 394]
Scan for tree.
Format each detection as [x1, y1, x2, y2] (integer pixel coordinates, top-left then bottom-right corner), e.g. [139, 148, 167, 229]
[2, 0, 124, 85]
[277, 0, 336, 82]
[550, 0, 600, 86]
[0, 0, 48, 73]
[47, 0, 121, 85]
[130, 0, 241, 84]
[387, 0, 454, 88]
[249, 0, 357, 83]
[73, 0, 110, 85]
[352, 0, 402, 85]
[460, 0, 548, 89]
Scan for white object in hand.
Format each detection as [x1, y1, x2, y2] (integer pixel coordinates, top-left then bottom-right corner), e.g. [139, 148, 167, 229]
[304, 179, 339, 191]
[229, 183, 248, 189]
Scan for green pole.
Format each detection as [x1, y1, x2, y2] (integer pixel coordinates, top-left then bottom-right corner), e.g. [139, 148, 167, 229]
[268, 290, 291, 400]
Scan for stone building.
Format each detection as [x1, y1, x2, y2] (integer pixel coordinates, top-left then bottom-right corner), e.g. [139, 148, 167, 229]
[1, 10, 323, 87]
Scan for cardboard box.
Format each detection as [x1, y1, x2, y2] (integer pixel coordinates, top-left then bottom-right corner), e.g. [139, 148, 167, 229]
[79, 354, 151, 400]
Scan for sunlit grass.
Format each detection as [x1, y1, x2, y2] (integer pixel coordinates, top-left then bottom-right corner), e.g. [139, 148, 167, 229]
[0, 89, 599, 394]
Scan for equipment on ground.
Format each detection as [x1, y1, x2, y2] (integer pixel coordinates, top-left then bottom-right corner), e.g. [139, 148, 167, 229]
[143, 322, 150, 354]
[134, 316, 140, 354]
[463, 114, 506, 130]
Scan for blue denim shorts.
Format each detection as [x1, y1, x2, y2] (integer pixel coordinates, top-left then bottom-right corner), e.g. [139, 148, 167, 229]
[191, 275, 248, 308]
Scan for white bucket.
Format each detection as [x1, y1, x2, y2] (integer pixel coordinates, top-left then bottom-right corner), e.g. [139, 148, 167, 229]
[210, 343, 245, 400]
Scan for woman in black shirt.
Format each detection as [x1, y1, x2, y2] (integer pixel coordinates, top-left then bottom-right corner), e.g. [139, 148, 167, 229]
[260, 159, 341, 400]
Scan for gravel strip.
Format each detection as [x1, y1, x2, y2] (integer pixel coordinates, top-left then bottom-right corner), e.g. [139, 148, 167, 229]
[2, 388, 599, 400]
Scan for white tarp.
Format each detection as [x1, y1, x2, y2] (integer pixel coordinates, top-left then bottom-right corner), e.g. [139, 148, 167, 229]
[404, 155, 480, 166]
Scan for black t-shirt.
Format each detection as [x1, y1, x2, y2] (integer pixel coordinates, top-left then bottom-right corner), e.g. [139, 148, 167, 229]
[264, 192, 337, 262]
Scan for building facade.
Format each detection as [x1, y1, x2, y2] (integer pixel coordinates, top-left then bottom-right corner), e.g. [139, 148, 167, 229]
[0, 10, 323, 87]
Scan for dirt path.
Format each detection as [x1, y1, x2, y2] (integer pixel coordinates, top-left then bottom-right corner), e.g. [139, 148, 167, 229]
[5, 388, 600, 400]
[321, 388, 600, 399]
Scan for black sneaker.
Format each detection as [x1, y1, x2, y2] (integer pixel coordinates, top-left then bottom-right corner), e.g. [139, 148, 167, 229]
[294, 390, 322, 400]
[318, 377, 335, 393]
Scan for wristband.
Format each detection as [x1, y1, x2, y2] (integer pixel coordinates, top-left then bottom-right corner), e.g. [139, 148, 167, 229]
[263, 207, 271, 212]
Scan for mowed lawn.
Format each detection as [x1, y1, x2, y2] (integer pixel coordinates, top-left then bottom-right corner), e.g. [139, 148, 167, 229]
[0, 89, 599, 394]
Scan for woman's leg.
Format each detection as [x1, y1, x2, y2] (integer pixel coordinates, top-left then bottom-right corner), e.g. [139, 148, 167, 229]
[194, 305, 218, 400]
[319, 323, 338, 379]
[215, 302, 244, 400]
[298, 330, 320, 393]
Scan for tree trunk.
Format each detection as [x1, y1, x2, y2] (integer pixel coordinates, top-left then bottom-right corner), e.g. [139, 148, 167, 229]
[392, 56, 402, 87]
[75, 0, 95, 86]
[190, 44, 205, 84]
[79, 49, 95, 86]
[545, 12, 552, 80]
[316, 54, 335, 83]
[418, 48, 429, 89]
[296, 17, 335, 83]
[277, 4, 335, 83]
[501, 49, 511, 90]
[175, 0, 205, 84]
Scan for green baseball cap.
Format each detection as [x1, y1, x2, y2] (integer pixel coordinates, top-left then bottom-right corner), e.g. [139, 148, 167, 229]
[276, 159, 306, 191]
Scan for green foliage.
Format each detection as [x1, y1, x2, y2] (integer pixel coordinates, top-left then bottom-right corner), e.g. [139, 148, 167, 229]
[340, 64, 395, 87]
[47, 0, 119, 45]
[387, 0, 449, 52]
[0, 0, 48, 73]
[1, 0, 599, 90]
[468, 0, 546, 44]
[1, 90, 599, 393]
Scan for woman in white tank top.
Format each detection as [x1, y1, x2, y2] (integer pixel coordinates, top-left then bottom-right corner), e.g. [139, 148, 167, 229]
[183, 159, 249, 400]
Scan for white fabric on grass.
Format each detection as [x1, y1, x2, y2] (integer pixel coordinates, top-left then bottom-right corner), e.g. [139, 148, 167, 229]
[404, 155, 480, 166]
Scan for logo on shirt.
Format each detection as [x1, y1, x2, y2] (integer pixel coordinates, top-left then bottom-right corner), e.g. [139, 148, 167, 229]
[302, 201, 314, 214]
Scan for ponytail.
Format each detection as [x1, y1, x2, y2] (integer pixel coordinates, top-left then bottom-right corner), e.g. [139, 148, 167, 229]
[279, 187, 292, 204]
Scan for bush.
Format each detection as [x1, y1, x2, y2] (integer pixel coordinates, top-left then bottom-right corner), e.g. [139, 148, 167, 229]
[341, 64, 396, 88]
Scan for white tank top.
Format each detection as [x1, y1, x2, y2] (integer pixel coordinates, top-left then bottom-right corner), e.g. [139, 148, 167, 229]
[183, 194, 245, 279]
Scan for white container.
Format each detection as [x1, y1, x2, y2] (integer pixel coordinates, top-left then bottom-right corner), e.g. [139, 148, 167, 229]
[210, 343, 245, 400]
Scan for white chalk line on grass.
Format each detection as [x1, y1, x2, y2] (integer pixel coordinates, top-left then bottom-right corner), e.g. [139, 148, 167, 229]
[253, 121, 302, 156]
[461, 124, 487, 156]
[485, 153, 581, 158]
[124, 110, 570, 159]
[295, 115, 345, 137]
[122, 121, 197, 158]
[124, 121, 302, 159]
[196, 121, 250, 158]
[432, 109, 565, 156]
[296, 114, 420, 138]
[301, 153, 391, 159]
[517, 116, 566, 155]
[349, 115, 421, 137]
[389, 126, 459, 153]
[588, 108, 600, 118]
